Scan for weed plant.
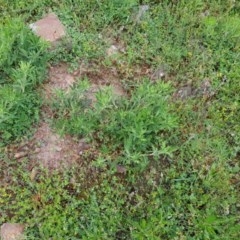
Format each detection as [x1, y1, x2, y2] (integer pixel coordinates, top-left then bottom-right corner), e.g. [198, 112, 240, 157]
[52, 79, 178, 170]
[0, 19, 48, 144]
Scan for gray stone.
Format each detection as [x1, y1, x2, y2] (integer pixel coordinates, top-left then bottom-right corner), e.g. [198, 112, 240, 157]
[29, 13, 66, 43]
[111, 83, 126, 97]
[116, 165, 127, 174]
[174, 86, 193, 100]
[197, 79, 215, 97]
[135, 5, 149, 23]
[151, 65, 168, 81]
[106, 45, 118, 56]
[0, 223, 25, 240]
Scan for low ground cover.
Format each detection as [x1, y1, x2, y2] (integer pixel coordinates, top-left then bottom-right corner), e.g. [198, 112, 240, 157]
[0, 1, 239, 239]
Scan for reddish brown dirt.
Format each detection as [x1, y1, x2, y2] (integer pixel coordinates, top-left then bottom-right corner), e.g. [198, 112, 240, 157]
[29, 63, 92, 170]
[30, 13, 66, 43]
[9, 62, 126, 171]
[6, 121, 89, 171]
[30, 122, 82, 169]
[0, 223, 25, 240]
[42, 62, 75, 100]
[70, 61, 127, 102]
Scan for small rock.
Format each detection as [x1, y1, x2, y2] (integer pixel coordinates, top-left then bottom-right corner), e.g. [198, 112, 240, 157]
[107, 45, 118, 56]
[78, 138, 91, 151]
[151, 65, 167, 81]
[197, 79, 215, 97]
[0, 223, 25, 240]
[117, 25, 125, 34]
[55, 146, 62, 152]
[112, 84, 126, 97]
[30, 168, 38, 181]
[70, 176, 77, 185]
[34, 148, 41, 154]
[116, 165, 127, 174]
[135, 5, 149, 23]
[174, 86, 193, 100]
[200, 10, 210, 18]
[29, 13, 65, 43]
[14, 152, 27, 159]
[79, 138, 87, 147]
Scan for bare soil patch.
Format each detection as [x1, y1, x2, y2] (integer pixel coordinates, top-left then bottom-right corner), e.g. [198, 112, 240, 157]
[6, 63, 83, 170]
[0, 223, 25, 240]
[42, 62, 75, 100]
[73, 61, 127, 97]
[8, 62, 127, 171]
[30, 121, 83, 169]
[6, 122, 88, 171]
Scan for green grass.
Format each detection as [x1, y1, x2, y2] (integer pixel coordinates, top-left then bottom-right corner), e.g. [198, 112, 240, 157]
[0, 0, 240, 239]
[0, 19, 48, 144]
